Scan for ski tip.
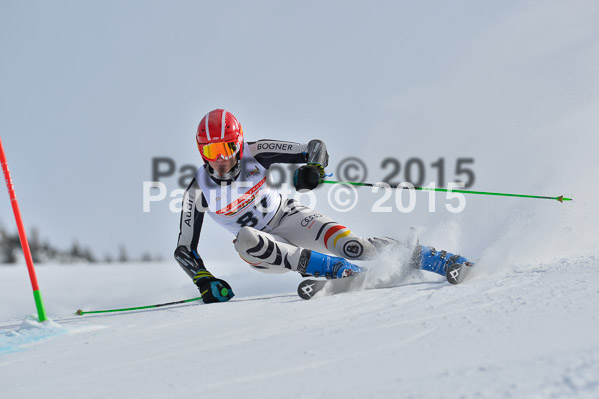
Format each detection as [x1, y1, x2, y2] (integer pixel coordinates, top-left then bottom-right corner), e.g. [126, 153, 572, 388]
[446, 263, 472, 285]
[297, 279, 323, 300]
[75, 309, 84, 315]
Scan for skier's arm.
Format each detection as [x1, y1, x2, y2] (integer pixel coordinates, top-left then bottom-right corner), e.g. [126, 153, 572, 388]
[174, 180, 207, 278]
[248, 139, 329, 169]
[248, 138, 329, 191]
[174, 179, 234, 303]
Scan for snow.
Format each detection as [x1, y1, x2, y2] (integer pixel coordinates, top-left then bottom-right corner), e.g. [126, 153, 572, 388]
[1, 253, 599, 398]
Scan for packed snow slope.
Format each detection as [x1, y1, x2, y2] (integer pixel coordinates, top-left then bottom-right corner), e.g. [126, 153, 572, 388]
[1, 250, 598, 399]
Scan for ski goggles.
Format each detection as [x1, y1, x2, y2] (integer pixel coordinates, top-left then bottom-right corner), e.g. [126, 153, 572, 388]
[199, 140, 240, 161]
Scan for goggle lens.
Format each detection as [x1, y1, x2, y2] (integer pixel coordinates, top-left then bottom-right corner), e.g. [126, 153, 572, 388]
[200, 141, 239, 161]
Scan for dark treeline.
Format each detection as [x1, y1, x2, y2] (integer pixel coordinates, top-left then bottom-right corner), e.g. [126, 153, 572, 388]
[0, 222, 162, 265]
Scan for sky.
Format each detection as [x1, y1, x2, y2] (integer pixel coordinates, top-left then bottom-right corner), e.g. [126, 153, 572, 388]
[1, 1, 598, 269]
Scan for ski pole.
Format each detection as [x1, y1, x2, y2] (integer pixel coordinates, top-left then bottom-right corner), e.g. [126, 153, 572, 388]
[0, 136, 48, 322]
[75, 296, 203, 315]
[321, 180, 572, 203]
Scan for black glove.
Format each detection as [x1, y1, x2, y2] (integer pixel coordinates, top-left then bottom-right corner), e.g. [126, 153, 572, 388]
[193, 270, 235, 304]
[293, 163, 324, 191]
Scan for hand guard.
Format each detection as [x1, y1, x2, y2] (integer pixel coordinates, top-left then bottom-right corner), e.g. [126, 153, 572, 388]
[293, 163, 324, 191]
[193, 270, 235, 304]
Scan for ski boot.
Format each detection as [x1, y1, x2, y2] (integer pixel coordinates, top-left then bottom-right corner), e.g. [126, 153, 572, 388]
[411, 245, 473, 284]
[302, 250, 365, 279]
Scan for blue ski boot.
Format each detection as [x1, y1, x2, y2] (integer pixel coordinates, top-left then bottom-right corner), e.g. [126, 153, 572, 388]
[411, 245, 471, 277]
[302, 250, 365, 279]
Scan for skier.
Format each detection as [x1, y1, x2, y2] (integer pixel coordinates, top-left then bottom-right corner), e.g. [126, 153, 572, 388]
[175, 109, 471, 303]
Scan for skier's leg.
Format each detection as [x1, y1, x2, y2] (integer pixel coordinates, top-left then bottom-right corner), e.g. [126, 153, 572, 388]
[265, 199, 402, 261]
[266, 199, 471, 278]
[233, 227, 295, 274]
[234, 226, 364, 279]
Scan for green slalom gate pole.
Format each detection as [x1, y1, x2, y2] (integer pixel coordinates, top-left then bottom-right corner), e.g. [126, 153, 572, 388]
[0, 136, 47, 322]
[321, 180, 573, 203]
[76, 296, 204, 315]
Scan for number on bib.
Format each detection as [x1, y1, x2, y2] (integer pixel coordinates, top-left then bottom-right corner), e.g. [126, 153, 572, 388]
[237, 212, 259, 228]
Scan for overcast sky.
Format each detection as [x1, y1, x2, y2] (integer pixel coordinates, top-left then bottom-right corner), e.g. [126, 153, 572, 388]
[1, 1, 598, 267]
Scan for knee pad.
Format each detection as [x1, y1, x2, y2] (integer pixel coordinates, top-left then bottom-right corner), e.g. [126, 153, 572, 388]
[235, 227, 264, 266]
[234, 226, 262, 254]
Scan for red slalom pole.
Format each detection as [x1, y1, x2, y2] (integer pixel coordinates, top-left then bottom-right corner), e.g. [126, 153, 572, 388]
[0, 136, 47, 322]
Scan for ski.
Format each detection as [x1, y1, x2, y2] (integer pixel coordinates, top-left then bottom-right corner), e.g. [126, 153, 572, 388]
[298, 262, 474, 299]
[297, 274, 367, 300]
[446, 262, 473, 285]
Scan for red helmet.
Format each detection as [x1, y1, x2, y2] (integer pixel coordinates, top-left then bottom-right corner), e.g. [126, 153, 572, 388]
[196, 109, 244, 162]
